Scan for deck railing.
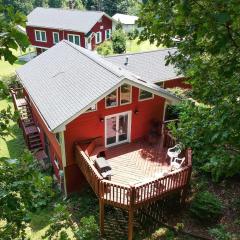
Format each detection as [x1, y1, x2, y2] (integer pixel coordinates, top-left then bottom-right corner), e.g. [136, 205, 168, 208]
[75, 143, 192, 210]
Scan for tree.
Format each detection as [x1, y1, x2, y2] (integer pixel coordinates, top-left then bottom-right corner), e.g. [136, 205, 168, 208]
[48, 0, 63, 8]
[2, 0, 33, 14]
[33, 0, 49, 8]
[96, 40, 113, 56]
[112, 29, 126, 54]
[138, 1, 240, 180]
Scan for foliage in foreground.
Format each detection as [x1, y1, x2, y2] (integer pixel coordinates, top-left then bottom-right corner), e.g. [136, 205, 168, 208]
[43, 202, 99, 240]
[209, 225, 233, 240]
[190, 191, 223, 223]
[0, 151, 54, 239]
[138, 0, 240, 181]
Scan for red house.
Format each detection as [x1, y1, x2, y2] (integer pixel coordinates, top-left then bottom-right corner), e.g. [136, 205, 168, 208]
[12, 40, 192, 240]
[26, 7, 113, 54]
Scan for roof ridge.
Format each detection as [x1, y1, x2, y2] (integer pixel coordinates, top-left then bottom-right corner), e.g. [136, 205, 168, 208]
[105, 47, 177, 58]
[34, 7, 105, 14]
[63, 40, 132, 79]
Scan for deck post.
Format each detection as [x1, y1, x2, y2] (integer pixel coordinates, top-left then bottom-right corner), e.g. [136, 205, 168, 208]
[99, 182, 104, 236]
[128, 186, 136, 240]
[99, 198, 104, 235]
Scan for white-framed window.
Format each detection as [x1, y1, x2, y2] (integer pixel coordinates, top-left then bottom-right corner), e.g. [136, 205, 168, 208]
[105, 29, 111, 40]
[95, 31, 102, 44]
[53, 32, 60, 44]
[139, 89, 154, 101]
[86, 104, 97, 112]
[105, 90, 118, 108]
[120, 84, 132, 105]
[68, 34, 81, 46]
[35, 30, 47, 42]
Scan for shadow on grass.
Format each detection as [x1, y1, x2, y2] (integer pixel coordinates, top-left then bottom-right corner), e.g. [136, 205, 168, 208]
[6, 123, 25, 159]
[29, 207, 54, 232]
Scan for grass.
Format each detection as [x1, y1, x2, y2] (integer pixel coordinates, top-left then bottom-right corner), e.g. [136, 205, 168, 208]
[0, 59, 25, 78]
[126, 38, 162, 53]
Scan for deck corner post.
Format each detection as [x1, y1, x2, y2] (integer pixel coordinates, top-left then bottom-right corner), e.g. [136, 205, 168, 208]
[128, 186, 136, 240]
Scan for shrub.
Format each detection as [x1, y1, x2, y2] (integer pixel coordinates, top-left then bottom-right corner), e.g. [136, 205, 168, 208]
[75, 216, 99, 240]
[190, 191, 223, 223]
[209, 225, 232, 240]
[96, 41, 113, 56]
[112, 29, 127, 54]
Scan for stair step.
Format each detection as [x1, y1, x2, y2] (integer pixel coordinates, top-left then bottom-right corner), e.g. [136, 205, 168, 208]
[30, 143, 42, 148]
[29, 139, 41, 144]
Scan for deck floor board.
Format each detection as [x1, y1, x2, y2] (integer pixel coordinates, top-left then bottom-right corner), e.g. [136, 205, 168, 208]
[105, 138, 171, 186]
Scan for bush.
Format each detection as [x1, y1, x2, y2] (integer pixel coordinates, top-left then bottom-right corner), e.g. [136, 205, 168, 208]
[190, 191, 223, 223]
[209, 225, 232, 240]
[112, 29, 127, 54]
[96, 41, 113, 56]
[75, 216, 99, 240]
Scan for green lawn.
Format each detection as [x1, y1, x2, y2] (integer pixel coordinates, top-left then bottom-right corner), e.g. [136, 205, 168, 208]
[0, 59, 25, 78]
[126, 39, 162, 53]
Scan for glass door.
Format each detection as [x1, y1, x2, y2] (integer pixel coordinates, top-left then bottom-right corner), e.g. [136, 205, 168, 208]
[105, 112, 131, 147]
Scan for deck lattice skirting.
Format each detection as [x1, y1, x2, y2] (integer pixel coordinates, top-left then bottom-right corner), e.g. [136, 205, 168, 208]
[75, 132, 192, 240]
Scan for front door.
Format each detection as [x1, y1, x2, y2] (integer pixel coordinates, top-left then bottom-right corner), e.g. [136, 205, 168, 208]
[85, 37, 92, 50]
[105, 111, 131, 147]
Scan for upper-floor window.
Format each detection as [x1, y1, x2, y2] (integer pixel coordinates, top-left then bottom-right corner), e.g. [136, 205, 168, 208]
[35, 30, 47, 42]
[95, 32, 102, 44]
[86, 104, 97, 112]
[68, 34, 80, 46]
[120, 84, 131, 105]
[105, 90, 118, 108]
[53, 32, 60, 44]
[105, 29, 111, 40]
[139, 89, 154, 101]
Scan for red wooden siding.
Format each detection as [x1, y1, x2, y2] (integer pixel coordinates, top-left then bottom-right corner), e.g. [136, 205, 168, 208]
[24, 91, 63, 178]
[63, 86, 165, 193]
[164, 78, 191, 89]
[90, 15, 112, 49]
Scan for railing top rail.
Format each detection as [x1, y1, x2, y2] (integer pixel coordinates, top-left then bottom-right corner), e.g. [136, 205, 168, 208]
[163, 119, 179, 124]
[101, 179, 131, 189]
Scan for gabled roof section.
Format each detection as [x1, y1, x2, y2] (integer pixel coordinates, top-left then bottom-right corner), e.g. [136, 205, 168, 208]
[112, 13, 138, 25]
[17, 40, 179, 132]
[106, 48, 183, 83]
[27, 7, 111, 33]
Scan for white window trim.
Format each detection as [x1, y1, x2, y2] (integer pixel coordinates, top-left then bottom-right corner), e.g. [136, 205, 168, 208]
[105, 89, 118, 109]
[67, 34, 81, 46]
[35, 30, 47, 42]
[52, 32, 60, 44]
[138, 89, 154, 101]
[120, 84, 132, 106]
[85, 104, 97, 113]
[105, 29, 111, 40]
[104, 111, 132, 147]
[95, 31, 102, 44]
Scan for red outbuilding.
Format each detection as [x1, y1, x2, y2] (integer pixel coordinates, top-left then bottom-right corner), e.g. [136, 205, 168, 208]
[26, 7, 113, 54]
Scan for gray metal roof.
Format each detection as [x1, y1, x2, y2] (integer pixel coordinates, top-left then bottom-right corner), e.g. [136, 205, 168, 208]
[27, 7, 109, 33]
[106, 48, 183, 83]
[17, 40, 179, 132]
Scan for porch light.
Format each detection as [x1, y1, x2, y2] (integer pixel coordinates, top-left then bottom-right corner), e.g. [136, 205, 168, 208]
[100, 117, 104, 122]
[134, 109, 139, 114]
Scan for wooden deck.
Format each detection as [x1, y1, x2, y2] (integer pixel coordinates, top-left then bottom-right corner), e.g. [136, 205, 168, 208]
[105, 139, 170, 186]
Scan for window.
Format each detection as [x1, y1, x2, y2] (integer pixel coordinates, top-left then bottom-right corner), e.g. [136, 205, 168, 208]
[95, 32, 102, 44]
[86, 104, 97, 112]
[68, 34, 80, 45]
[35, 30, 47, 42]
[105, 29, 111, 40]
[105, 90, 118, 108]
[53, 32, 60, 44]
[120, 84, 131, 105]
[139, 89, 154, 101]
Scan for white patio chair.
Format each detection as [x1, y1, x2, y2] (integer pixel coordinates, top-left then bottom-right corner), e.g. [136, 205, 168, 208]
[167, 144, 182, 162]
[171, 157, 185, 171]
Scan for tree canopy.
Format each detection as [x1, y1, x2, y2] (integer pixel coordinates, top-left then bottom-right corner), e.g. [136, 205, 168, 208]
[138, 0, 240, 180]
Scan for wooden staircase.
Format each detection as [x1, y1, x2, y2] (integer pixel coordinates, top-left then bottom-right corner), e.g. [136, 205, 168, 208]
[11, 88, 47, 161]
